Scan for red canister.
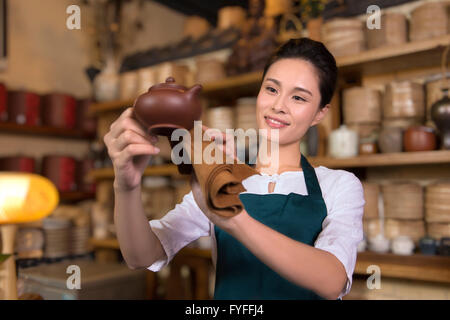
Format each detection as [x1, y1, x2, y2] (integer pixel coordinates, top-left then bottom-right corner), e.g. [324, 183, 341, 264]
[42, 93, 77, 129]
[76, 158, 96, 193]
[0, 156, 35, 173]
[7, 90, 41, 126]
[403, 126, 437, 152]
[76, 98, 97, 136]
[0, 83, 7, 122]
[41, 155, 77, 192]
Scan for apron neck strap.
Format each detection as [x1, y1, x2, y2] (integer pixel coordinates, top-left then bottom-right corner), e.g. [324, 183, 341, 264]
[301, 154, 322, 197]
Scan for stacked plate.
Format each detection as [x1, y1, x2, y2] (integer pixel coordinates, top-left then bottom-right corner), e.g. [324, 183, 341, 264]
[207, 106, 234, 132]
[70, 226, 92, 255]
[42, 217, 72, 258]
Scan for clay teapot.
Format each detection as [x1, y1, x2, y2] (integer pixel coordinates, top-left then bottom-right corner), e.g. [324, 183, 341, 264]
[431, 88, 450, 149]
[133, 77, 203, 136]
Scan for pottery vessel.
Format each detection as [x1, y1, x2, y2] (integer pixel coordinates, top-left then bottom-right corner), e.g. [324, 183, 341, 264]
[403, 126, 437, 152]
[133, 77, 203, 136]
[431, 89, 450, 149]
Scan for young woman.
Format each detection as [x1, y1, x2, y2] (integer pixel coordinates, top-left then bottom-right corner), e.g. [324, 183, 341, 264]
[104, 38, 365, 300]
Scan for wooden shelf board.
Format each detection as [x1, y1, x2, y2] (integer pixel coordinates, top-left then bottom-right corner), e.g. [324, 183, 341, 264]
[0, 122, 95, 140]
[354, 251, 450, 284]
[90, 238, 449, 284]
[309, 150, 450, 168]
[89, 164, 185, 181]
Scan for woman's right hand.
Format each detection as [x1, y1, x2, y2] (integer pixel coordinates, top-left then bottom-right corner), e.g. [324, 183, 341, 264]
[103, 107, 160, 192]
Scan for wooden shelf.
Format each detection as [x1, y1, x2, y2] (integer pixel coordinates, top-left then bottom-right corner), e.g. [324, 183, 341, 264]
[309, 150, 450, 169]
[89, 164, 185, 181]
[89, 150, 450, 181]
[354, 251, 450, 284]
[90, 238, 450, 284]
[0, 122, 95, 140]
[337, 34, 450, 78]
[88, 35, 450, 115]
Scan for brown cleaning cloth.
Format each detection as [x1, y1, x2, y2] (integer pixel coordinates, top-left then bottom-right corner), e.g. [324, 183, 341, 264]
[169, 126, 260, 217]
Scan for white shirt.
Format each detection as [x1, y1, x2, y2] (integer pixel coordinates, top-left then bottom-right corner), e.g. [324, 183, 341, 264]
[148, 166, 365, 299]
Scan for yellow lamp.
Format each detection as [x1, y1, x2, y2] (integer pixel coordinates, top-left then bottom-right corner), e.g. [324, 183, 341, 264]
[0, 173, 58, 299]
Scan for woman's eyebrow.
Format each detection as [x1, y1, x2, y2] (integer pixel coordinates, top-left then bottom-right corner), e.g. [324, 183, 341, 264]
[266, 78, 312, 96]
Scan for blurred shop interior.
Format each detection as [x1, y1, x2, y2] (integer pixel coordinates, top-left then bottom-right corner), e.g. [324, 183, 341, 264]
[0, 0, 449, 300]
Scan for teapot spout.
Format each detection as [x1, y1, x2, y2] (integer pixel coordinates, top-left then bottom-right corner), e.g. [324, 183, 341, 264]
[187, 84, 203, 100]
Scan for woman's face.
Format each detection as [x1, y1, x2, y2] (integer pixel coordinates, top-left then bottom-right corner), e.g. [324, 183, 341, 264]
[256, 58, 329, 145]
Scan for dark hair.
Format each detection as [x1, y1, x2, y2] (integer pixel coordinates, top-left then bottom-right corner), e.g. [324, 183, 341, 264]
[262, 38, 338, 109]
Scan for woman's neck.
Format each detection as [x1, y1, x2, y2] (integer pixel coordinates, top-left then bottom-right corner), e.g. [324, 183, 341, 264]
[254, 139, 302, 175]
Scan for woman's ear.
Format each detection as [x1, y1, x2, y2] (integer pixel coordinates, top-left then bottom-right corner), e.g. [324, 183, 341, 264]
[310, 104, 330, 127]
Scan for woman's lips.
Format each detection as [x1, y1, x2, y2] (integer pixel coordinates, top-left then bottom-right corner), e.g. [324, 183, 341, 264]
[264, 116, 289, 128]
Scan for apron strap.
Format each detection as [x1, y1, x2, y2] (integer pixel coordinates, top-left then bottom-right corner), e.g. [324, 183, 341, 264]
[301, 154, 322, 197]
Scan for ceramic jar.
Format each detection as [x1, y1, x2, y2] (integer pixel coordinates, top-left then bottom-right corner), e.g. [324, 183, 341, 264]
[391, 235, 415, 255]
[94, 61, 119, 102]
[431, 89, 450, 149]
[378, 126, 403, 153]
[328, 125, 359, 158]
[403, 126, 437, 152]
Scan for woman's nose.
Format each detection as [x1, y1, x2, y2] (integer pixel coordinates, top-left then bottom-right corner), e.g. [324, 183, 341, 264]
[271, 98, 287, 113]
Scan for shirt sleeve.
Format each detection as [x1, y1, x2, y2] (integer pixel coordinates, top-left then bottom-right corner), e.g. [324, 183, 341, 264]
[313, 171, 365, 299]
[147, 190, 211, 272]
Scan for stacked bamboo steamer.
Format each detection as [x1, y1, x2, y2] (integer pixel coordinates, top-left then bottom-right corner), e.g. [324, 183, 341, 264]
[141, 177, 175, 220]
[362, 182, 382, 240]
[425, 182, 450, 241]
[382, 182, 426, 245]
[409, 1, 449, 42]
[382, 80, 425, 129]
[343, 87, 381, 140]
[321, 18, 365, 57]
[195, 58, 226, 84]
[366, 12, 407, 49]
[207, 106, 234, 132]
[42, 217, 72, 258]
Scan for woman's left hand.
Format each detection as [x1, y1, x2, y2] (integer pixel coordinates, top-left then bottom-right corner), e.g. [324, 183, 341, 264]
[190, 172, 248, 234]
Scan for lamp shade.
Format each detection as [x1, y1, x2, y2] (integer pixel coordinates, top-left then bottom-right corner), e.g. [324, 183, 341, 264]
[0, 173, 59, 224]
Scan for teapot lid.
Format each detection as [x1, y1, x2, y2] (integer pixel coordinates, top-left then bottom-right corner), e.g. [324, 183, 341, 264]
[149, 77, 187, 92]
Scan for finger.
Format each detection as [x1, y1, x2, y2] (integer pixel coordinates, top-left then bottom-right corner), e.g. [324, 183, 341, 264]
[115, 129, 156, 152]
[110, 116, 149, 140]
[115, 143, 160, 167]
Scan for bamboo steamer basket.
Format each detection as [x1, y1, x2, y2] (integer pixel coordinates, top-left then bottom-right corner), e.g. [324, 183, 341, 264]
[410, 2, 449, 42]
[427, 222, 450, 240]
[362, 182, 380, 220]
[382, 182, 424, 220]
[183, 16, 211, 39]
[195, 58, 226, 84]
[343, 87, 381, 123]
[385, 218, 426, 244]
[346, 122, 380, 139]
[322, 18, 365, 57]
[363, 218, 382, 238]
[425, 182, 450, 223]
[366, 12, 407, 49]
[218, 6, 246, 30]
[383, 81, 425, 119]
[264, 0, 292, 17]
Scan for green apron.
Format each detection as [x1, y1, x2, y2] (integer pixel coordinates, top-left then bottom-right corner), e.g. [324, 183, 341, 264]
[214, 154, 328, 300]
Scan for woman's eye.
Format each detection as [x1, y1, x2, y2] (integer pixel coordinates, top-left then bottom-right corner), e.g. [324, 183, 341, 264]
[265, 86, 277, 94]
[293, 95, 306, 102]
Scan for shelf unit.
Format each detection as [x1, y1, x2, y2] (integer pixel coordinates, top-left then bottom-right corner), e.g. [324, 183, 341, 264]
[89, 34, 450, 290]
[89, 238, 450, 284]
